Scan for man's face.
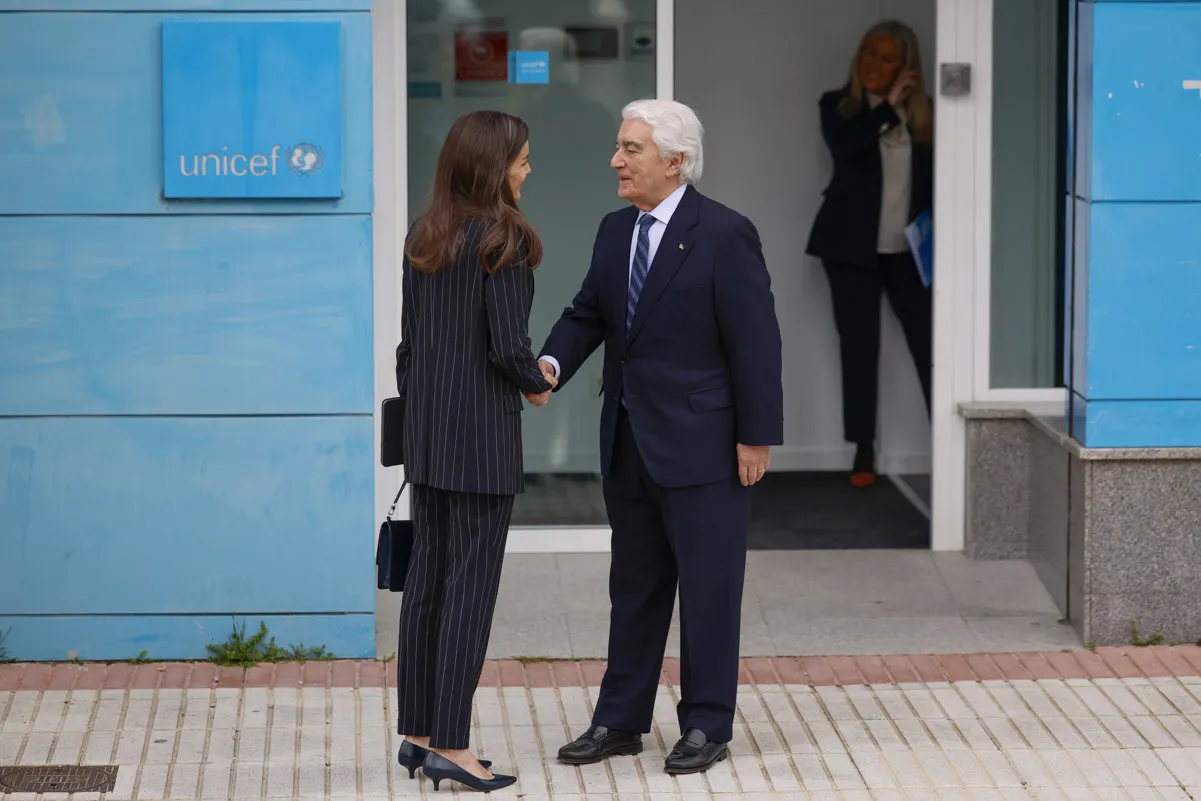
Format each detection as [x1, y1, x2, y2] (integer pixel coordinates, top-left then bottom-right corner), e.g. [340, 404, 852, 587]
[610, 118, 682, 211]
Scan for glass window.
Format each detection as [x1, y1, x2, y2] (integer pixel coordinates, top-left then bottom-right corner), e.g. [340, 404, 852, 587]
[989, 0, 1069, 388]
[406, 0, 657, 526]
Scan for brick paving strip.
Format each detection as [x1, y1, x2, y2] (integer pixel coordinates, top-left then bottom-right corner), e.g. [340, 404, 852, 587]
[3, 646, 1201, 691]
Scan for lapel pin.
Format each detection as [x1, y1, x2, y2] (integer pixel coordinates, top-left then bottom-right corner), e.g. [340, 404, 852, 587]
[678, 243, 685, 250]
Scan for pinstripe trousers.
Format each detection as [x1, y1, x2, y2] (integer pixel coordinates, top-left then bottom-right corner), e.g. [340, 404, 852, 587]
[395, 484, 515, 750]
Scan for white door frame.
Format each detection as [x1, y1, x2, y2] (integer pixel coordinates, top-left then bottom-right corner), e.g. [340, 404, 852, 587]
[931, 0, 1066, 553]
[375, 0, 1025, 555]
[373, 0, 406, 540]
[930, 0, 989, 553]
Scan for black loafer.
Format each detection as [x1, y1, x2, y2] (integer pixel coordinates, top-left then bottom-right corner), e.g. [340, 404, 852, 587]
[557, 725, 643, 764]
[664, 728, 729, 775]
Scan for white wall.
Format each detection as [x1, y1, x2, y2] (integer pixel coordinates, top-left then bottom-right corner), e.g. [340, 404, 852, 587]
[674, 0, 936, 474]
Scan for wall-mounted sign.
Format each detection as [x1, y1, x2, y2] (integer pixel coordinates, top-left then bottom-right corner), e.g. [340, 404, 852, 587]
[508, 51, 549, 84]
[627, 21, 656, 60]
[408, 81, 443, 99]
[161, 21, 344, 200]
[564, 26, 619, 60]
[454, 24, 508, 82]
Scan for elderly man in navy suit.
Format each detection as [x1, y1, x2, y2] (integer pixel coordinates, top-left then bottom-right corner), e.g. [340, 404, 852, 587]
[534, 99, 783, 775]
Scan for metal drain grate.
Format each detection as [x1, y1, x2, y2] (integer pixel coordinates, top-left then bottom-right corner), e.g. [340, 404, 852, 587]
[0, 765, 118, 793]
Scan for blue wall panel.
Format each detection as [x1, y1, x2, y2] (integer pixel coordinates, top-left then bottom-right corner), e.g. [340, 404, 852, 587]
[1073, 1, 1093, 201]
[1085, 203, 1201, 400]
[0, 2, 376, 660]
[1069, 199, 1090, 407]
[0, 12, 372, 214]
[0, 416, 373, 616]
[0, 215, 373, 416]
[0, 614, 374, 662]
[1069, 2, 1201, 447]
[1072, 396, 1201, 448]
[1089, 3, 1201, 200]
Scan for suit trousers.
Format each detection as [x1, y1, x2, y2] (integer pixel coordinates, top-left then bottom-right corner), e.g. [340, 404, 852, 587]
[593, 408, 751, 744]
[395, 484, 514, 750]
[822, 252, 932, 445]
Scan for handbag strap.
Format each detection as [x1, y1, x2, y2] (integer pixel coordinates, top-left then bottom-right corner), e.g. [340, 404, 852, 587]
[386, 477, 409, 522]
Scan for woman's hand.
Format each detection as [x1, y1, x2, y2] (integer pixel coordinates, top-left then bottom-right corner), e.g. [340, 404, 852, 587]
[887, 71, 918, 107]
[524, 370, 557, 407]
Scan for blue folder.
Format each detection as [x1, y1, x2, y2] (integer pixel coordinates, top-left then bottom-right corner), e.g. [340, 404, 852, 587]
[904, 210, 933, 288]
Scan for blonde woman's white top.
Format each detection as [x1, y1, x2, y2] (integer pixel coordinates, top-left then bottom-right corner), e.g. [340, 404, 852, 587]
[868, 93, 912, 255]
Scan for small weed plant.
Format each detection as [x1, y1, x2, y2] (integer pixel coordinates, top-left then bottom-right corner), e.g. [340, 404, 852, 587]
[206, 620, 333, 668]
[1129, 621, 1168, 648]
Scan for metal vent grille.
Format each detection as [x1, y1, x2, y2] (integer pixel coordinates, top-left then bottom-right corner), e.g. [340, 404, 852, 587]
[0, 765, 118, 794]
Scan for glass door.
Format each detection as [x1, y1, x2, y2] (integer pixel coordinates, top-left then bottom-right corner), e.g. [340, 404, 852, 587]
[405, 0, 660, 529]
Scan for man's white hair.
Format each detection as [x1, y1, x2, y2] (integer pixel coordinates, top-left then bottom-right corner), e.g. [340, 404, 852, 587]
[621, 99, 704, 184]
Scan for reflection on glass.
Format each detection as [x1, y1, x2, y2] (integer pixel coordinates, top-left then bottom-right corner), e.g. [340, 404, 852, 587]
[406, 0, 657, 527]
[989, 0, 1067, 388]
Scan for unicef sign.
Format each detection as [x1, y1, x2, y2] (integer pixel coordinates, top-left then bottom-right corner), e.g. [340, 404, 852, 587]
[176, 144, 325, 179]
[162, 21, 343, 199]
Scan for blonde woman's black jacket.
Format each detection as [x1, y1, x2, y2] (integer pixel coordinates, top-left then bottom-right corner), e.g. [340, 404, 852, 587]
[806, 88, 934, 270]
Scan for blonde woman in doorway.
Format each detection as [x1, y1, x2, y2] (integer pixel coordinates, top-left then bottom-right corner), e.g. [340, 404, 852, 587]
[806, 20, 934, 488]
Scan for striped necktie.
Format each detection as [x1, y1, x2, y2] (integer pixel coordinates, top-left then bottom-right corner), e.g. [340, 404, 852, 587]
[626, 213, 657, 334]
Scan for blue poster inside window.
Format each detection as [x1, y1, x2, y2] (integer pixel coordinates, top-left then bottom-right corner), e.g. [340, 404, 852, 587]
[904, 210, 933, 288]
[508, 51, 550, 84]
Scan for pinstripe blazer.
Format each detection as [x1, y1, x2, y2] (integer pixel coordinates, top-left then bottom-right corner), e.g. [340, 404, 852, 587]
[395, 219, 553, 496]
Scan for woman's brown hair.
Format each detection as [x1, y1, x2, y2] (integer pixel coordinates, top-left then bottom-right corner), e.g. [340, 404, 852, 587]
[405, 110, 542, 274]
[839, 20, 933, 143]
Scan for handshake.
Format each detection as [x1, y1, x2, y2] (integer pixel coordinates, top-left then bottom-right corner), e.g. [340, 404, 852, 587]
[524, 359, 558, 407]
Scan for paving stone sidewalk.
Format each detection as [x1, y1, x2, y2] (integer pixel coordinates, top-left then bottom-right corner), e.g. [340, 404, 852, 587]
[6, 648, 1201, 799]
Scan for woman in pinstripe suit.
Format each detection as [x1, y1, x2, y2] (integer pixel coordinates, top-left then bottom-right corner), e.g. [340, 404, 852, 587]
[393, 110, 555, 793]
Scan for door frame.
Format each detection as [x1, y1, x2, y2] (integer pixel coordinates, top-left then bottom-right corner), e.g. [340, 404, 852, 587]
[931, 0, 988, 553]
[373, 0, 1019, 554]
[932, 0, 1067, 552]
[373, 0, 404, 543]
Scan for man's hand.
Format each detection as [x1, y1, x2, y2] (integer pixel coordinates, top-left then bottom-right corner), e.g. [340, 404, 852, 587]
[524, 369, 557, 407]
[737, 444, 771, 487]
[538, 358, 556, 382]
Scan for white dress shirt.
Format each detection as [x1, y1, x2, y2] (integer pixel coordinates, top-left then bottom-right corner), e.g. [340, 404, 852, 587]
[541, 183, 688, 379]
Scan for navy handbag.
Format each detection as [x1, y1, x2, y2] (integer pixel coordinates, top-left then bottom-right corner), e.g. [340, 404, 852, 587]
[376, 478, 413, 592]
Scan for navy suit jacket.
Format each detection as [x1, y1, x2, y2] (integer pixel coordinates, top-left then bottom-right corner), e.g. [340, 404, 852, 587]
[541, 185, 784, 489]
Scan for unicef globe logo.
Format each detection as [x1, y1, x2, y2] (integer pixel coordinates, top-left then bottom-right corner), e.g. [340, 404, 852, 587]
[287, 143, 324, 176]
